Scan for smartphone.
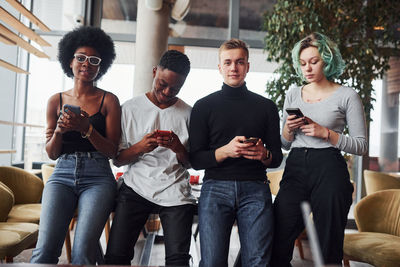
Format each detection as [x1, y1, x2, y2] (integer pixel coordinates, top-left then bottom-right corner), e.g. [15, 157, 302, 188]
[63, 104, 81, 115]
[154, 130, 172, 137]
[286, 108, 305, 118]
[242, 137, 258, 144]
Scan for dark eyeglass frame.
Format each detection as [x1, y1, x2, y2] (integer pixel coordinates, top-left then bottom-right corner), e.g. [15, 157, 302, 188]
[73, 53, 102, 66]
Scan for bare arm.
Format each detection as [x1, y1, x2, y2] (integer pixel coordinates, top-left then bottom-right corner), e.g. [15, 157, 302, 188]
[84, 93, 121, 158]
[282, 115, 307, 142]
[113, 132, 158, 167]
[45, 94, 65, 160]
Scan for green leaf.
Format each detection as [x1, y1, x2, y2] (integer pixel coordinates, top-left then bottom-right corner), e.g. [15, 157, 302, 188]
[262, 0, 400, 123]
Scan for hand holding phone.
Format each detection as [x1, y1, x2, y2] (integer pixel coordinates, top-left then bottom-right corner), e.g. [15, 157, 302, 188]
[63, 104, 81, 115]
[242, 137, 259, 145]
[286, 108, 304, 118]
[286, 108, 308, 125]
[153, 130, 172, 138]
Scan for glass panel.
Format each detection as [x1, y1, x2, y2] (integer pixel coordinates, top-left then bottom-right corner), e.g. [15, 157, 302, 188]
[239, 0, 276, 41]
[25, 49, 72, 163]
[101, 0, 230, 40]
[101, 0, 137, 34]
[173, 0, 229, 39]
[96, 64, 135, 105]
[369, 80, 382, 157]
[32, 0, 85, 32]
[97, 41, 135, 104]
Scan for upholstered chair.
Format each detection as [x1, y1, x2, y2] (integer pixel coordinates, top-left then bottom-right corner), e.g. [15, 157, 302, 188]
[0, 166, 43, 224]
[364, 169, 400, 195]
[41, 163, 55, 184]
[0, 181, 39, 262]
[343, 189, 400, 267]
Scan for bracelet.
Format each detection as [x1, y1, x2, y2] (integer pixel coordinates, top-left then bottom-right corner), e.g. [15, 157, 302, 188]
[325, 128, 330, 142]
[81, 124, 93, 139]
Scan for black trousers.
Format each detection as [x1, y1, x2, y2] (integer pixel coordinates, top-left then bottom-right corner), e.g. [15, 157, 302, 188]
[271, 147, 353, 266]
[104, 182, 195, 266]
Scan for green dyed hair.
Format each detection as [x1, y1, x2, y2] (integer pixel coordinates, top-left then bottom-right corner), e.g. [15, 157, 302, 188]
[292, 32, 345, 81]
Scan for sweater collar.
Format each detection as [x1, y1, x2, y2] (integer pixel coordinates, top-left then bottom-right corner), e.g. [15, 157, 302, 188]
[221, 82, 248, 97]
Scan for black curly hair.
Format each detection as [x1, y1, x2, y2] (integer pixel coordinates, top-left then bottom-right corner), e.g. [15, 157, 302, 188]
[158, 50, 190, 77]
[58, 26, 116, 81]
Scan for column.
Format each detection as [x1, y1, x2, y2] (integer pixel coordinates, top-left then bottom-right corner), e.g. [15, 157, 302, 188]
[133, 0, 170, 96]
[378, 57, 400, 171]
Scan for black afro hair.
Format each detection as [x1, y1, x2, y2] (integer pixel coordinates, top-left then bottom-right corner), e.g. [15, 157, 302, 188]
[158, 50, 190, 77]
[58, 26, 116, 81]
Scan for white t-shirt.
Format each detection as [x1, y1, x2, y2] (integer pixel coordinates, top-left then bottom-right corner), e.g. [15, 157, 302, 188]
[119, 94, 196, 206]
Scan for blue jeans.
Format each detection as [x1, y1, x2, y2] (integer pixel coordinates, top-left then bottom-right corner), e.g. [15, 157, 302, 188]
[198, 179, 273, 267]
[30, 152, 117, 265]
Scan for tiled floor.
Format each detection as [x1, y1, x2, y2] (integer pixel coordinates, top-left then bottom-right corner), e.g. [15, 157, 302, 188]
[13, 223, 373, 266]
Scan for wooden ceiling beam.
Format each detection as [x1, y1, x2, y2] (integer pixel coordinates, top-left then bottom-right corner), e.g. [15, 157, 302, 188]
[0, 24, 49, 58]
[0, 7, 51, 46]
[0, 59, 29, 74]
[4, 0, 51, 32]
[0, 120, 43, 128]
[0, 150, 17, 154]
[0, 33, 16, 45]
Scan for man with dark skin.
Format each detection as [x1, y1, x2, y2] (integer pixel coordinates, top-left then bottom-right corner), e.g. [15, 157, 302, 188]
[105, 50, 196, 266]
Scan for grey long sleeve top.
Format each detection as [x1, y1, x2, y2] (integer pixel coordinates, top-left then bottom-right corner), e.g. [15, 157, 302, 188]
[281, 86, 367, 155]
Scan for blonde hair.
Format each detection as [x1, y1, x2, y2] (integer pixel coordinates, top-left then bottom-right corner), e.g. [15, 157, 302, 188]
[219, 38, 249, 60]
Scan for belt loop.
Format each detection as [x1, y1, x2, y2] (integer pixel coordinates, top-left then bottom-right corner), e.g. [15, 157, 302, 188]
[87, 152, 91, 158]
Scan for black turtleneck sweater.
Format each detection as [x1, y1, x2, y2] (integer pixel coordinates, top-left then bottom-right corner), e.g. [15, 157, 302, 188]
[189, 83, 283, 181]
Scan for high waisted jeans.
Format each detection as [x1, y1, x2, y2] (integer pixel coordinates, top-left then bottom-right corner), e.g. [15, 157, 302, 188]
[30, 152, 117, 265]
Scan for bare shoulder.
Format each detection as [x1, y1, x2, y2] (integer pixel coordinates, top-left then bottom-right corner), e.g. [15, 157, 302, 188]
[102, 90, 120, 106]
[99, 90, 121, 116]
[47, 92, 62, 110]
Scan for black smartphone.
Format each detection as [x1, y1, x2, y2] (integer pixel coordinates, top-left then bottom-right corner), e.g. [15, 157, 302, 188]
[286, 108, 304, 118]
[242, 137, 258, 144]
[63, 104, 81, 115]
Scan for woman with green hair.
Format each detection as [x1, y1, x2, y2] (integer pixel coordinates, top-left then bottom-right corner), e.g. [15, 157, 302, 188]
[271, 32, 367, 266]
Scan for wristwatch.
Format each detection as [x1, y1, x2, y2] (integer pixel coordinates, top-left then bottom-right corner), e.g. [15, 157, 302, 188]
[263, 148, 271, 161]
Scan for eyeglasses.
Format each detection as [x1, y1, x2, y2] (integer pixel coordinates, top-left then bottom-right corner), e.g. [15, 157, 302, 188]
[73, 53, 102, 66]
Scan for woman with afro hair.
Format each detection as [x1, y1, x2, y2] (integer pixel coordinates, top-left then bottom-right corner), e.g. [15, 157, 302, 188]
[31, 26, 121, 265]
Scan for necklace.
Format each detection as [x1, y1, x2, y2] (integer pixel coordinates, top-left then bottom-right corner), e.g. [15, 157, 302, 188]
[306, 98, 322, 103]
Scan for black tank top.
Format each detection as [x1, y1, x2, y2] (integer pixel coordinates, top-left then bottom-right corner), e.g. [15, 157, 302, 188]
[60, 91, 107, 154]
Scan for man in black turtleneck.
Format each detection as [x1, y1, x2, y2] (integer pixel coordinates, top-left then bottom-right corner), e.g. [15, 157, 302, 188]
[189, 39, 283, 267]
